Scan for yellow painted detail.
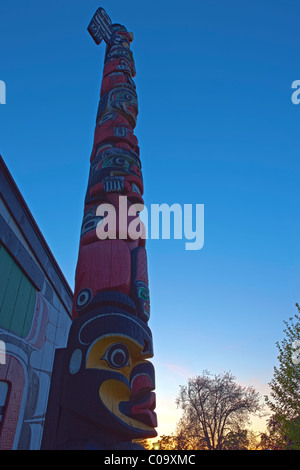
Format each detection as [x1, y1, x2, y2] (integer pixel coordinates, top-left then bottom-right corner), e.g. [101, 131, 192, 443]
[86, 334, 151, 381]
[99, 379, 153, 431]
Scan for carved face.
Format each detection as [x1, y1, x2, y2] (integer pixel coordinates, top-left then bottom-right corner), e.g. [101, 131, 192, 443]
[111, 87, 138, 127]
[97, 87, 138, 129]
[106, 46, 135, 73]
[86, 334, 157, 430]
[88, 147, 143, 193]
[62, 309, 157, 439]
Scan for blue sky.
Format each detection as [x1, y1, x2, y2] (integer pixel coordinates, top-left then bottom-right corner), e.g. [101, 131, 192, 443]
[1, 0, 300, 436]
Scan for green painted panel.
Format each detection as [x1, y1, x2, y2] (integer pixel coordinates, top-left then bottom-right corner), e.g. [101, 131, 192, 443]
[0, 244, 37, 338]
[0, 247, 14, 308]
[0, 263, 22, 331]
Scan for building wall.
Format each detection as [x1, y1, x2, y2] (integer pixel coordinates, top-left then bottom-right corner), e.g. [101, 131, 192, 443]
[0, 156, 73, 449]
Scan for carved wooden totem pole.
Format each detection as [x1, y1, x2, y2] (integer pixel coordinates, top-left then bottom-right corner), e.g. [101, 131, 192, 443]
[41, 8, 157, 450]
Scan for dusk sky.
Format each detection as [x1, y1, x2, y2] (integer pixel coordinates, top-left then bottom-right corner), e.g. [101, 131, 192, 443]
[1, 0, 300, 436]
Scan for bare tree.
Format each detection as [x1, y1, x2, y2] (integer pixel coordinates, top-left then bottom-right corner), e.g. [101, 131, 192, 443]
[176, 370, 262, 450]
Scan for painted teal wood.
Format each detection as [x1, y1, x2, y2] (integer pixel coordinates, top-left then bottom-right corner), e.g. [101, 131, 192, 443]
[0, 245, 36, 338]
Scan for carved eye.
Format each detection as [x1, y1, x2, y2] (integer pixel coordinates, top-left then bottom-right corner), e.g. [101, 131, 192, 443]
[76, 288, 92, 310]
[113, 156, 125, 166]
[102, 343, 130, 369]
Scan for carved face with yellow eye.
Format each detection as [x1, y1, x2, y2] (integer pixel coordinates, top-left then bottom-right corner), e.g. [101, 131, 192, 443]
[62, 309, 157, 440]
[87, 334, 157, 431]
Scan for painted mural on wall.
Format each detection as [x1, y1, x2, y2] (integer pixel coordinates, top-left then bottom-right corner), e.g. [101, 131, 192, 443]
[41, 7, 157, 450]
[0, 244, 71, 450]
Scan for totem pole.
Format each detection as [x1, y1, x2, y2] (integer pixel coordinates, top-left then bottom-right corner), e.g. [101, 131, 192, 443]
[41, 8, 157, 450]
